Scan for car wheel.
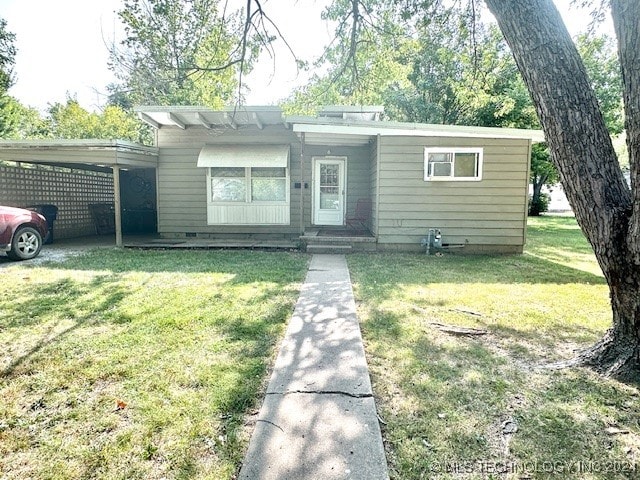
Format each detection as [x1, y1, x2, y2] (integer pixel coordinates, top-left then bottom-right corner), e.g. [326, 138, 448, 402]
[7, 226, 43, 260]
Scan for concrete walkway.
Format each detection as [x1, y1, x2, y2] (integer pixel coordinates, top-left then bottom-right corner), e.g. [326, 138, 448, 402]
[239, 254, 389, 480]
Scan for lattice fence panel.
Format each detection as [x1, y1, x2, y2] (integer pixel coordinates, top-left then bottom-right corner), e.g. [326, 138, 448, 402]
[0, 164, 114, 239]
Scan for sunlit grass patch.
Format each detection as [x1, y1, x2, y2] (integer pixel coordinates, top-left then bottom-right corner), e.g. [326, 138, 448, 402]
[0, 249, 308, 479]
[349, 216, 639, 479]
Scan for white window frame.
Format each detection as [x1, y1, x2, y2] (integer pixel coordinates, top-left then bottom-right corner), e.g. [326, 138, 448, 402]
[424, 147, 483, 182]
[198, 145, 290, 225]
[208, 166, 289, 205]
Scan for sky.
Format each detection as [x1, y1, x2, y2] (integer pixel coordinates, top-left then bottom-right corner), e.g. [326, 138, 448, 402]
[0, 0, 614, 113]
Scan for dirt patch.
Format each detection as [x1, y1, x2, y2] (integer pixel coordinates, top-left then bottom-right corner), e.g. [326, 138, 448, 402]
[0, 237, 115, 268]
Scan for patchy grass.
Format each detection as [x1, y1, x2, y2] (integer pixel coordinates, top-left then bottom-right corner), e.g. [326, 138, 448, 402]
[0, 249, 308, 479]
[349, 216, 640, 479]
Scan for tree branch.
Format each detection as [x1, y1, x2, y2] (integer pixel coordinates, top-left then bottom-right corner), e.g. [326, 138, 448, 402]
[611, 0, 640, 264]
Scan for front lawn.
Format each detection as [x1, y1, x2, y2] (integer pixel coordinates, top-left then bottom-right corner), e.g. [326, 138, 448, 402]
[349, 216, 640, 479]
[0, 249, 307, 479]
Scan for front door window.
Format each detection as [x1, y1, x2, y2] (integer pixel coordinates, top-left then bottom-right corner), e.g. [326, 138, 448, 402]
[319, 164, 340, 210]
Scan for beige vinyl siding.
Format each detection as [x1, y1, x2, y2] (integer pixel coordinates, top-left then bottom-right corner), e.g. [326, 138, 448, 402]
[346, 146, 372, 222]
[156, 125, 302, 237]
[376, 135, 530, 252]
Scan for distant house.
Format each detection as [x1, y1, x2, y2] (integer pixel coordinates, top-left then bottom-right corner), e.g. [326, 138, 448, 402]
[136, 105, 542, 253]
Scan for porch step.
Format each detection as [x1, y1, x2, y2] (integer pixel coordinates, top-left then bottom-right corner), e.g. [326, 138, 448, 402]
[306, 244, 353, 254]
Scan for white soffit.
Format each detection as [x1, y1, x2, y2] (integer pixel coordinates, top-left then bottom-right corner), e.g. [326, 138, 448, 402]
[197, 144, 290, 168]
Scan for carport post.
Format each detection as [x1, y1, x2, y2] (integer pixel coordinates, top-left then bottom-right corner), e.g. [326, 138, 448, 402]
[112, 165, 123, 247]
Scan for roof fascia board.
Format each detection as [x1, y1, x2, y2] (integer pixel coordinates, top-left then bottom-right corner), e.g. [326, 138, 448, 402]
[0, 139, 157, 152]
[135, 105, 283, 115]
[291, 122, 544, 142]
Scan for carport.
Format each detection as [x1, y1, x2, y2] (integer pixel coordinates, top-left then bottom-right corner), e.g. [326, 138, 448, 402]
[0, 140, 159, 247]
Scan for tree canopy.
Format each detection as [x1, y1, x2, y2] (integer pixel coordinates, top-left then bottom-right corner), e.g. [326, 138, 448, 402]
[108, 0, 263, 107]
[284, 2, 539, 128]
[45, 97, 149, 143]
[0, 18, 16, 94]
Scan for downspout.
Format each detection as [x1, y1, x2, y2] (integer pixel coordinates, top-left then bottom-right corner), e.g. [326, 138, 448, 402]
[299, 132, 305, 235]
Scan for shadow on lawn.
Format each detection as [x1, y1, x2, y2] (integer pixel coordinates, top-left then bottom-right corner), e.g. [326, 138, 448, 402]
[352, 252, 605, 294]
[1, 275, 129, 379]
[363, 309, 639, 480]
[2, 250, 305, 382]
[43, 249, 308, 284]
[1, 254, 304, 478]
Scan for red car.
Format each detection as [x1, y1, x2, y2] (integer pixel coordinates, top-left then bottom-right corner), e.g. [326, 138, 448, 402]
[0, 206, 49, 260]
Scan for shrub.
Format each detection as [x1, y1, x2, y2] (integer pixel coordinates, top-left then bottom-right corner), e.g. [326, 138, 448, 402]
[529, 192, 551, 216]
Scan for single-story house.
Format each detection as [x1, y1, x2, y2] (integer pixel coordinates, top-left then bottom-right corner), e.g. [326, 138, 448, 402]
[135, 105, 542, 253]
[0, 105, 542, 253]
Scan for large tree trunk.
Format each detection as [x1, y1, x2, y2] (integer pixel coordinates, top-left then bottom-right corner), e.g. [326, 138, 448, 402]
[484, 0, 640, 379]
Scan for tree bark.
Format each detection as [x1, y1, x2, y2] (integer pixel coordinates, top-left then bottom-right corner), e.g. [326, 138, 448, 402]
[612, 0, 640, 265]
[484, 0, 640, 379]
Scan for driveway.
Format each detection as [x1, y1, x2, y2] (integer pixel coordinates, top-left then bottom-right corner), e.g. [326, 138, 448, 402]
[0, 235, 117, 268]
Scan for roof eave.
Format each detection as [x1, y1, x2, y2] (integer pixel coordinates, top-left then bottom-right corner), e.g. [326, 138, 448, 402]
[291, 121, 544, 142]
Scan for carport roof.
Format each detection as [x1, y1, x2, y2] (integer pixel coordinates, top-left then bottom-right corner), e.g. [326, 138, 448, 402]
[0, 139, 158, 171]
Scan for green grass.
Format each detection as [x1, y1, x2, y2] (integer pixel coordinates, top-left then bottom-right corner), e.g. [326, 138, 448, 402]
[0, 249, 308, 479]
[348, 216, 640, 479]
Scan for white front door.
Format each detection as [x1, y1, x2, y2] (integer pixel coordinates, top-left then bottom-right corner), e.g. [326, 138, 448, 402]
[313, 157, 346, 226]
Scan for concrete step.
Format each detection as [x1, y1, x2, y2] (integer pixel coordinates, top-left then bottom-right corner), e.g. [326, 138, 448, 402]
[306, 244, 353, 254]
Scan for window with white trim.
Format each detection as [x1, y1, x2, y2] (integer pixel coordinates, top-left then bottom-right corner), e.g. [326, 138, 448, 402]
[198, 145, 291, 225]
[209, 167, 288, 203]
[424, 147, 483, 181]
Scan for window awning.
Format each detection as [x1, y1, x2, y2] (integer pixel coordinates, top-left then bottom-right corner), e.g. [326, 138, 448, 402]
[197, 145, 289, 168]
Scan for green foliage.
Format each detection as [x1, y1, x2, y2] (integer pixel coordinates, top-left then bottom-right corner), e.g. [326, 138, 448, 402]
[288, 1, 620, 139]
[45, 97, 151, 143]
[109, 0, 246, 107]
[284, 2, 538, 128]
[0, 95, 47, 139]
[529, 143, 559, 216]
[393, 22, 539, 127]
[576, 34, 623, 135]
[0, 95, 150, 143]
[284, 3, 412, 113]
[0, 18, 16, 93]
[530, 143, 558, 185]
[529, 191, 551, 216]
